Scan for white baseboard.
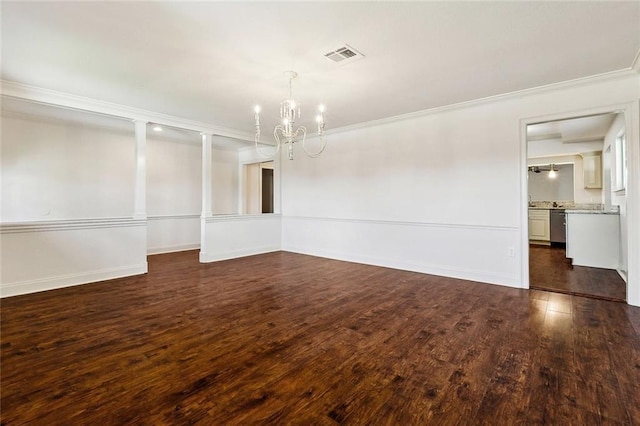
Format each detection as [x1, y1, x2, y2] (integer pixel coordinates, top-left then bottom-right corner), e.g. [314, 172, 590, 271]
[0, 263, 148, 298]
[199, 246, 280, 263]
[617, 269, 628, 283]
[283, 244, 521, 288]
[147, 243, 200, 255]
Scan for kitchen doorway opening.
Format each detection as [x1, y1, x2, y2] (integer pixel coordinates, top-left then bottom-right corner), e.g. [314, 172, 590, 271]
[525, 111, 628, 302]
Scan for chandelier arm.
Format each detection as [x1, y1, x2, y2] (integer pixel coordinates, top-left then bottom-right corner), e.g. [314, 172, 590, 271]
[273, 126, 284, 154]
[301, 127, 328, 158]
[254, 126, 281, 158]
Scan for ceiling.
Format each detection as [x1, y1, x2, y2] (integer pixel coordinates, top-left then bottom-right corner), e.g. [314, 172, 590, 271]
[527, 113, 617, 143]
[1, 96, 248, 150]
[1, 2, 639, 136]
[527, 112, 619, 159]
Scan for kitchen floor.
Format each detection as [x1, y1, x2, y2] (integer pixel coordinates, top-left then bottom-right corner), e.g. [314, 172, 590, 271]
[529, 244, 626, 302]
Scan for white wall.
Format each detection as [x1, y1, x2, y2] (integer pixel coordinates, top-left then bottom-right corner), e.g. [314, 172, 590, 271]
[0, 112, 146, 296]
[1, 114, 134, 221]
[528, 155, 602, 203]
[527, 164, 574, 202]
[282, 99, 523, 287]
[282, 99, 521, 226]
[146, 134, 201, 254]
[213, 149, 239, 215]
[146, 137, 241, 253]
[281, 73, 640, 303]
[200, 214, 281, 262]
[147, 136, 201, 216]
[1, 220, 147, 297]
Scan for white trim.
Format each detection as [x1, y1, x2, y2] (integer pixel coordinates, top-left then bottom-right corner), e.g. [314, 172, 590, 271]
[281, 216, 521, 288]
[326, 69, 637, 136]
[147, 214, 200, 221]
[617, 269, 628, 284]
[3, 71, 636, 148]
[283, 246, 520, 288]
[0, 218, 146, 234]
[0, 263, 148, 298]
[148, 244, 200, 255]
[284, 215, 517, 231]
[199, 245, 280, 263]
[631, 49, 640, 73]
[0, 80, 254, 141]
[520, 117, 531, 290]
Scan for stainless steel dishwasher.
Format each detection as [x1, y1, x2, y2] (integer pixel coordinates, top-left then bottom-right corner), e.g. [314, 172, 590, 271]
[550, 209, 566, 244]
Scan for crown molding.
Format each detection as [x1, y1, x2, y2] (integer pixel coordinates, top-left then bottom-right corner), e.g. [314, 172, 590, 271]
[632, 49, 640, 73]
[0, 80, 254, 142]
[3, 68, 637, 143]
[326, 69, 639, 137]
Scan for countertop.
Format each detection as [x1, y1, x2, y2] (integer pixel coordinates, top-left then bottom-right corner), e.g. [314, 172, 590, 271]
[528, 204, 619, 214]
[528, 202, 618, 214]
[565, 209, 620, 215]
[528, 207, 566, 210]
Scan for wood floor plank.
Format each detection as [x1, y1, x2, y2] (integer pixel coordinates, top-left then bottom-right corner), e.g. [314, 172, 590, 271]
[529, 244, 626, 301]
[1, 250, 639, 424]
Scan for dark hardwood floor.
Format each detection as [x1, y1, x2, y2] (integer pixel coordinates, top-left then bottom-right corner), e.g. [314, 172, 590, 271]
[529, 244, 627, 302]
[2, 250, 639, 424]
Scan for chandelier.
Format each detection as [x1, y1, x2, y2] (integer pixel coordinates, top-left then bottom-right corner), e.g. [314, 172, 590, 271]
[254, 71, 327, 160]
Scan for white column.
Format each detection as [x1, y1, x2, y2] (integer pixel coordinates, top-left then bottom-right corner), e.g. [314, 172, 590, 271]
[200, 133, 213, 263]
[201, 133, 213, 218]
[133, 120, 147, 219]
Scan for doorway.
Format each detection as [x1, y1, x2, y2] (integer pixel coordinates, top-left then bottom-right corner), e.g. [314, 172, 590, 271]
[243, 161, 274, 214]
[526, 112, 627, 301]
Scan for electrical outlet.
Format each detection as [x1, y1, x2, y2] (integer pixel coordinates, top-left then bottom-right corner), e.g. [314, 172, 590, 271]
[507, 247, 515, 257]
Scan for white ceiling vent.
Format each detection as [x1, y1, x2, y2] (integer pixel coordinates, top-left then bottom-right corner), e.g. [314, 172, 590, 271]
[324, 45, 364, 64]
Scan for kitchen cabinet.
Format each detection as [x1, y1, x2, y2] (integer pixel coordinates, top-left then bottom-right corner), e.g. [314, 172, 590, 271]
[528, 209, 550, 242]
[565, 211, 620, 269]
[581, 151, 602, 189]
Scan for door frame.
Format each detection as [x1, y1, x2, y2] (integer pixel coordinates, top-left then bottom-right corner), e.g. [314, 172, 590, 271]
[519, 101, 639, 306]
